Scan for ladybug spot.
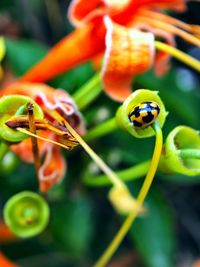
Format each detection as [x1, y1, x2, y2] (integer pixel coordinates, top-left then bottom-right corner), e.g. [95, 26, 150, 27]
[133, 120, 142, 127]
[142, 112, 154, 123]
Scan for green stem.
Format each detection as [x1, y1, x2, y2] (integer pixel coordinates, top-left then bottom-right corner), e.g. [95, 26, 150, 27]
[84, 118, 118, 142]
[0, 142, 9, 161]
[179, 149, 200, 159]
[83, 160, 150, 186]
[94, 122, 163, 267]
[73, 73, 102, 111]
[155, 41, 200, 72]
[63, 118, 126, 188]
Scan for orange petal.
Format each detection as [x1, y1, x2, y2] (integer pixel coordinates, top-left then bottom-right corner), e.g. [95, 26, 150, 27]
[103, 0, 131, 13]
[0, 221, 17, 243]
[20, 22, 105, 83]
[11, 131, 50, 163]
[112, 0, 186, 25]
[131, 22, 175, 76]
[101, 16, 155, 101]
[0, 252, 19, 267]
[133, 0, 187, 12]
[38, 143, 66, 193]
[11, 139, 34, 163]
[154, 31, 175, 76]
[193, 260, 200, 267]
[68, 0, 105, 27]
[0, 82, 55, 99]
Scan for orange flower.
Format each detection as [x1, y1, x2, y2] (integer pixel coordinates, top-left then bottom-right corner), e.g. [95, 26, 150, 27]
[20, 0, 200, 101]
[0, 83, 85, 192]
[0, 221, 17, 243]
[0, 252, 19, 267]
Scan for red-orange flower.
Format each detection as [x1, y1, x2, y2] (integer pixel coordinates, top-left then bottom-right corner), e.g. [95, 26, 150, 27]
[0, 83, 85, 192]
[20, 0, 200, 101]
[0, 252, 19, 267]
[0, 221, 17, 243]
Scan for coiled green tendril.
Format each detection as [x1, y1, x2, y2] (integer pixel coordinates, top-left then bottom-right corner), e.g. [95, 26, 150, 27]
[3, 191, 50, 238]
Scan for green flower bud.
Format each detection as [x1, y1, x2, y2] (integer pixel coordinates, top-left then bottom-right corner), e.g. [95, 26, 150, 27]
[116, 89, 168, 138]
[0, 95, 43, 142]
[159, 126, 200, 176]
[3, 191, 50, 238]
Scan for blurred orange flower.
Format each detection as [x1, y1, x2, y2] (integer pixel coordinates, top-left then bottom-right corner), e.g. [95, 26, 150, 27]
[20, 0, 200, 101]
[0, 252, 19, 267]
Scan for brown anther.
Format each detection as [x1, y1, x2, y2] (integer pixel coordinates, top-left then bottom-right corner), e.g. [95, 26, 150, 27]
[27, 102, 34, 114]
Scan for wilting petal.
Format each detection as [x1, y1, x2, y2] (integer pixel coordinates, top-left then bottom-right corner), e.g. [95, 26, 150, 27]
[0, 252, 19, 267]
[101, 16, 155, 101]
[0, 83, 85, 135]
[0, 82, 54, 99]
[38, 142, 66, 193]
[35, 89, 85, 135]
[20, 22, 105, 83]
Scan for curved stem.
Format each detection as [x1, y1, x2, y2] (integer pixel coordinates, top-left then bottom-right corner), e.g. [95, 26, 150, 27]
[155, 41, 200, 72]
[83, 160, 150, 186]
[73, 72, 102, 111]
[84, 118, 118, 142]
[94, 122, 163, 267]
[63, 119, 124, 188]
[18, 112, 127, 190]
[179, 149, 200, 159]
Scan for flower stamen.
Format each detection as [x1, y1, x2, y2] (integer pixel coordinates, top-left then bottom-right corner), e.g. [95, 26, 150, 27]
[27, 103, 41, 175]
[135, 11, 200, 47]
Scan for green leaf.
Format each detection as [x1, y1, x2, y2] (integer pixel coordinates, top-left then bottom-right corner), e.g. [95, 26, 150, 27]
[129, 188, 175, 267]
[5, 38, 48, 76]
[50, 195, 94, 258]
[49, 62, 94, 93]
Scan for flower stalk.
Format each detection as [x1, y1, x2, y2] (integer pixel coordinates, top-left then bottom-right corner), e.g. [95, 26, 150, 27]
[73, 72, 102, 110]
[94, 121, 163, 267]
[155, 41, 200, 72]
[84, 117, 118, 141]
[83, 160, 150, 186]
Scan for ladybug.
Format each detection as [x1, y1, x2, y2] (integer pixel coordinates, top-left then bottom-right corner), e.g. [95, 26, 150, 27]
[128, 101, 160, 128]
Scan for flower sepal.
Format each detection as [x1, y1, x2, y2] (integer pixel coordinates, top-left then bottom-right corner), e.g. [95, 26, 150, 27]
[159, 126, 200, 176]
[0, 95, 44, 143]
[116, 89, 167, 138]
